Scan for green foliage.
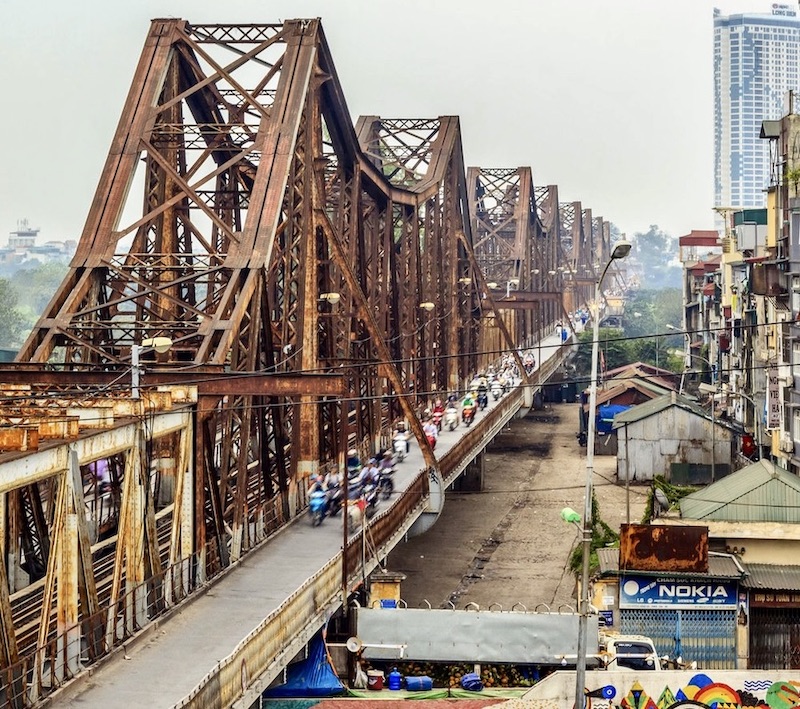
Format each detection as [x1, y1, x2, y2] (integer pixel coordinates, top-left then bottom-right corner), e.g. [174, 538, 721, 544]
[642, 475, 699, 523]
[569, 491, 619, 577]
[573, 327, 633, 378]
[631, 225, 681, 289]
[5, 262, 69, 346]
[623, 289, 684, 372]
[0, 279, 27, 348]
[9, 262, 67, 315]
[785, 166, 800, 191]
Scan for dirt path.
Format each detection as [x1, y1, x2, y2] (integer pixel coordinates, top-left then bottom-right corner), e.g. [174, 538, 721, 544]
[386, 402, 650, 611]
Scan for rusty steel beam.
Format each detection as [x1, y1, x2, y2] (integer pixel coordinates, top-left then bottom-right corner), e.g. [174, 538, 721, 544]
[1, 17, 624, 703]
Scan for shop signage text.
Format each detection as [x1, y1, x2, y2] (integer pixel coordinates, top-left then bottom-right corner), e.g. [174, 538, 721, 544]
[620, 575, 737, 609]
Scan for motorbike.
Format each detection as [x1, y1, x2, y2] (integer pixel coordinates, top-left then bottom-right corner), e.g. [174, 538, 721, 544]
[363, 481, 380, 518]
[462, 404, 476, 427]
[393, 435, 407, 462]
[477, 391, 489, 410]
[327, 483, 343, 516]
[432, 409, 444, 431]
[490, 381, 503, 400]
[309, 489, 328, 527]
[377, 466, 395, 499]
[444, 406, 459, 431]
[425, 433, 437, 451]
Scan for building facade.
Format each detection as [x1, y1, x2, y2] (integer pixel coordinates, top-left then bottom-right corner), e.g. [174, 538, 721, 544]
[714, 5, 800, 211]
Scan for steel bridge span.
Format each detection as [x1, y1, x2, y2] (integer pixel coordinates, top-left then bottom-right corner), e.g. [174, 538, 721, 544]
[0, 18, 624, 708]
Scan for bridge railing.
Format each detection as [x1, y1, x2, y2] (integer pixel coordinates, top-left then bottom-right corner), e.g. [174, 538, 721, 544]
[0, 553, 201, 708]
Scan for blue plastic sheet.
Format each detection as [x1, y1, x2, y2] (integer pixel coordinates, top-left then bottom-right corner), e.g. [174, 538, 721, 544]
[263, 633, 345, 698]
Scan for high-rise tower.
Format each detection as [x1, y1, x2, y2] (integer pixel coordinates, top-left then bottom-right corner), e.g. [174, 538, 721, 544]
[714, 5, 800, 210]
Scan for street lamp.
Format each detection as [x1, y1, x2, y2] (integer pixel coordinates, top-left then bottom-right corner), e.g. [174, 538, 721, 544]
[575, 239, 631, 709]
[506, 277, 520, 298]
[131, 336, 173, 399]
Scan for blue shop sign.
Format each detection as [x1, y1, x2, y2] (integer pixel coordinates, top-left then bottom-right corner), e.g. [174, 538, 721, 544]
[620, 575, 737, 610]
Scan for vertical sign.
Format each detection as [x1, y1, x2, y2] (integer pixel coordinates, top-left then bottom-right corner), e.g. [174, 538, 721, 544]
[767, 365, 781, 430]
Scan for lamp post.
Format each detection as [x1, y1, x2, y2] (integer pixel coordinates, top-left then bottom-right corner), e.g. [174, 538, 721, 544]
[575, 240, 631, 709]
[131, 336, 173, 399]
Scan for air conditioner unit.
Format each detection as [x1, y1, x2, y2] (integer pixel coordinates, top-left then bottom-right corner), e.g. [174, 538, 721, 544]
[781, 433, 795, 453]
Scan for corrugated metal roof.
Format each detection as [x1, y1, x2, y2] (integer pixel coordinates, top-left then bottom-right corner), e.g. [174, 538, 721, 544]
[741, 563, 800, 590]
[612, 392, 711, 429]
[596, 547, 743, 579]
[680, 460, 800, 523]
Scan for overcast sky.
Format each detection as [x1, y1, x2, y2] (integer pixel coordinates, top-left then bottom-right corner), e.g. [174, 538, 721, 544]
[0, 0, 781, 245]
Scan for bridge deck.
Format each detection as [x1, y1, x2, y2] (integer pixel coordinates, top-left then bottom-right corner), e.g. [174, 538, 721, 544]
[55, 334, 569, 708]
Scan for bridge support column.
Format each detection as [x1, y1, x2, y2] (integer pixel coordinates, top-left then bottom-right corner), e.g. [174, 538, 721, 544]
[454, 451, 485, 492]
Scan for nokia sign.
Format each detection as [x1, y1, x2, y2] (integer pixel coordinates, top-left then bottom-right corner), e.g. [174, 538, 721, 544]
[620, 575, 737, 610]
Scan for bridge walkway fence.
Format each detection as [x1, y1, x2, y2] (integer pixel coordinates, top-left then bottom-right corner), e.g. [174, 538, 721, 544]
[35, 335, 572, 709]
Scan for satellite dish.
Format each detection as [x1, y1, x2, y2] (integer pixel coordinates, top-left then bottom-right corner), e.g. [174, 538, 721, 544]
[654, 488, 670, 515]
[346, 636, 362, 653]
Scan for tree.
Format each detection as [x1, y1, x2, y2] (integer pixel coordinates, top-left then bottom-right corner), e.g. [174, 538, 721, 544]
[10, 262, 68, 316]
[572, 327, 636, 378]
[0, 279, 27, 348]
[631, 225, 681, 289]
[623, 289, 685, 372]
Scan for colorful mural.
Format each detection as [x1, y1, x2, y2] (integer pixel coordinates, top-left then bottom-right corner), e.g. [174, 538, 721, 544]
[584, 676, 800, 709]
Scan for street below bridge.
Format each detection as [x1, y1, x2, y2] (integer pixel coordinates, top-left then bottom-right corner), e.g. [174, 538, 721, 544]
[389, 402, 649, 613]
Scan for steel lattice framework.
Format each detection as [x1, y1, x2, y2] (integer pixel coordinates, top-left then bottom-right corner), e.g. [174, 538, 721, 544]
[0, 18, 622, 696]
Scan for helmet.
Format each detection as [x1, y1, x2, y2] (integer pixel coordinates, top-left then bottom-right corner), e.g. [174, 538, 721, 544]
[368, 458, 377, 465]
[348, 449, 357, 457]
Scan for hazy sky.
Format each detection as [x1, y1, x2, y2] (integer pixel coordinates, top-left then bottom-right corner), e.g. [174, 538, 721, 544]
[0, 0, 781, 245]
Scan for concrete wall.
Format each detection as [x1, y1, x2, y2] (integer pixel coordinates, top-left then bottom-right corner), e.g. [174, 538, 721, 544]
[519, 669, 800, 709]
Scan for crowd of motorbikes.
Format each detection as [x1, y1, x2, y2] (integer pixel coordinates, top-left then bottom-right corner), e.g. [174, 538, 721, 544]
[308, 359, 520, 530]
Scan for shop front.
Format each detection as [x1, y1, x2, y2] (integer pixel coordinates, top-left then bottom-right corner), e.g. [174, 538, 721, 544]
[618, 573, 739, 669]
[743, 564, 800, 669]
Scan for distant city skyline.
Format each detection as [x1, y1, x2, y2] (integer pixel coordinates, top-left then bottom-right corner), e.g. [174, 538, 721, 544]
[714, 4, 800, 211]
[0, 0, 789, 244]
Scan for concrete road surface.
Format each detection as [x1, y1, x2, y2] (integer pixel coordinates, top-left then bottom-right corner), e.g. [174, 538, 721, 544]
[387, 402, 649, 611]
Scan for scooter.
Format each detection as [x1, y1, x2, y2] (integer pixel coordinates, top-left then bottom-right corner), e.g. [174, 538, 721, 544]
[462, 404, 476, 427]
[377, 466, 395, 500]
[309, 489, 328, 527]
[444, 406, 459, 431]
[477, 391, 489, 410]
[363, 481, 380, 518]
[426, 433, 437, 451]
[393, 435, 407, 462]
[327, 483, 343, 516]
[491, 381, 503, 400]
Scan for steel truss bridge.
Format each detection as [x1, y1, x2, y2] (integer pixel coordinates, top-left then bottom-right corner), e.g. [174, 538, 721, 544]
[0, 18, 625, 708]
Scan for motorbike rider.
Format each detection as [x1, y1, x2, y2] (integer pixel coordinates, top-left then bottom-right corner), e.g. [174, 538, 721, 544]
[346, 448, 361, 476]
[308, 474, 326, 494]
[324, 468, 343, 491]
[422, 418, 438, 448]
[378, 450, 396, 473]
[393, 422, 410, 454]
[461, 392, 476, 423]
[432, 398, 445, 415]
[362, 458, 381, 485]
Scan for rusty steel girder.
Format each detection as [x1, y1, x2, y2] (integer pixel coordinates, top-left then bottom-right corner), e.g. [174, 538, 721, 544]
[0, 18, 514, 690]
[0, 17, 625, 700]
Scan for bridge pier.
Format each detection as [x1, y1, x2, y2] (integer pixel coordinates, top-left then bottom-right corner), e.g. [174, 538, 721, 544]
[453, 451, 485, 492]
